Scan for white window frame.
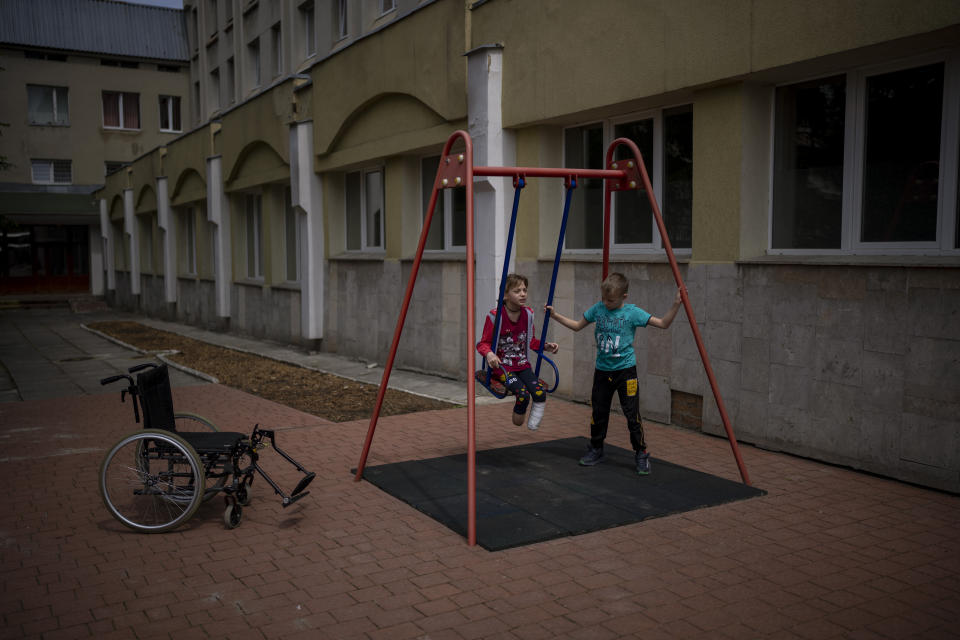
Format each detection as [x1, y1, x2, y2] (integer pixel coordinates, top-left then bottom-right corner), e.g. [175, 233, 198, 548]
[27, 85, 69, 126]
[379, 0, 396, 16]
[420, 155, 466, 251]
[158, 95, 182, 132]
[31, 159, 71, 185]
[244, 193, 264, 279]
[301, 1, 316, 58]
[562, 106, 691, 255]
[345, 167, 385, 253]
[769, 51, 960, 256]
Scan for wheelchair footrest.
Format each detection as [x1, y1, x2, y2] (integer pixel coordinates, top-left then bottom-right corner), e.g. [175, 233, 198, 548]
[292, 472, 315, 497]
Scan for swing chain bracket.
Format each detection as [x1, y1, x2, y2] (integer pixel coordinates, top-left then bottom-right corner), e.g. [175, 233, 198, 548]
[437, 153, 468, 189]
[607, 158, 644, 192]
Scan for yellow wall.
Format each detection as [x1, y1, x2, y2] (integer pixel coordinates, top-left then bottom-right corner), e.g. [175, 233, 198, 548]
[469, 0, 960, 127]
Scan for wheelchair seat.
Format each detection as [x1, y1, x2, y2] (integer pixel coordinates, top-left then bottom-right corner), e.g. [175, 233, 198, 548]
[136, 364, 247, 451]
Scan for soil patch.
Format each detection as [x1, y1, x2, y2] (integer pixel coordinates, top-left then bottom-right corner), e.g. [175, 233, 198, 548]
[87, 321, 457, 422]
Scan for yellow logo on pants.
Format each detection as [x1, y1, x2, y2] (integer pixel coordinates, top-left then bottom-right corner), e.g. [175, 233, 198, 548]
[626, 379, 638, 396]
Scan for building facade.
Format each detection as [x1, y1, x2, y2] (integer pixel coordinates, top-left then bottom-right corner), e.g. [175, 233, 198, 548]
[90, 0, 959, 493]
[0, 0, 191, 295]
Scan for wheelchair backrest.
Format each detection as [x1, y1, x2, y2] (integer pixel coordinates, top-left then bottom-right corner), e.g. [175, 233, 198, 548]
[136, 364, 177, 431]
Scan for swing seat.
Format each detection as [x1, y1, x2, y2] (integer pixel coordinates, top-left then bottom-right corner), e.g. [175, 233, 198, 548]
[475, 354, 560, 400]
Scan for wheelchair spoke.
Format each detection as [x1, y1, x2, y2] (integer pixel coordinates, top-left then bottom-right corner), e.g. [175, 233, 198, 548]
[100, 431, 205, 533]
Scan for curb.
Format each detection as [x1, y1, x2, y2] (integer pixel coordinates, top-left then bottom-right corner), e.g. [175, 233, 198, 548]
[80, 324, 220, 384]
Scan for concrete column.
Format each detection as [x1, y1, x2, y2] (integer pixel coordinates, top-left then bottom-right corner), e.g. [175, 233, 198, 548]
[98, 198, 115, 291]
[156, 176, 177, 303]
[123, 188, 140, 295]
[466, 44, 515, 364]
[206, 155, 232, 318]
[290, 121, 324, 342]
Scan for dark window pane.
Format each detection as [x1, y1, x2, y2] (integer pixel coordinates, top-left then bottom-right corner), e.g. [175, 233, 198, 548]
[861, 63, 943, 243]
[772, 75, 846, 248]
[564, 124, 604, 249]
[613, 119, 654, 244]
[663, 105, 693, 249]
[421, 156, 444, 250]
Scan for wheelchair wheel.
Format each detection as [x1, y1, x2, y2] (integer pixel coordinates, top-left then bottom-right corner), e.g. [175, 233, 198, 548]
[99, 429, 205, 533]
[173, 412, 218, 432]
[224, 503, 242, 529]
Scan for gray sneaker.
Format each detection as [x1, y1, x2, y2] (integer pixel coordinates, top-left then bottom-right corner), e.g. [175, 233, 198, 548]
[579, 447, 605, 466]
[635, 451, 651, 475]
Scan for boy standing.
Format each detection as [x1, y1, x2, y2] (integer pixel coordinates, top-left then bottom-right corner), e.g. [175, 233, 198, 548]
[477, 273, 559, 430]
[548, 273, 682, 474]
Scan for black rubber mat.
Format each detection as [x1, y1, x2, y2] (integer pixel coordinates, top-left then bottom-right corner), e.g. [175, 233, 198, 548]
[359, 437, 765, 551]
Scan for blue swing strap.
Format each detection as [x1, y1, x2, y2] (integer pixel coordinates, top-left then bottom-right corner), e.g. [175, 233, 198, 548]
[476, 176, 574, 400]
[533, 176, 576, 383]
[477, 177, 525, 400]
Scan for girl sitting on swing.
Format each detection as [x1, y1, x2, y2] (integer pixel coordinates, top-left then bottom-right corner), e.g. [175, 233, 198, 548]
[476, 273, 559, 431]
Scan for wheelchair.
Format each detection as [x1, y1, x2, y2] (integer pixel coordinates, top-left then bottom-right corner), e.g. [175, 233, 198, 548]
[98, 362, 315, 533]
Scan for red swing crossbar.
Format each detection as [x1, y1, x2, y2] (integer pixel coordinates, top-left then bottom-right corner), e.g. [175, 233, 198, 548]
[355, 130, 751, 547]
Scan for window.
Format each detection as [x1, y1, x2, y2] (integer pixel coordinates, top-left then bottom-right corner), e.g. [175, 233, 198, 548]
[102, 91, 140, 129]
[345, 168, 384, 251]
[25, 51, 66, 62]
[248, 38, 261, 88]
[31, 159, 71, 184]
[301, 2, 316, 57]
[284, 188, 299, 282]
[772, 59, 958, 252]
[244, 193, 263, 278]
[209, 68, 220, 113]
[563, 105, 693, 251]
[206, 0, 218, 37]
[182, 207, 197, 275]
[27, 85, 68, 125]
[421, 155, 467, 250]
[105, 161, 125, 176]
[272, 23, 283, 78]
[101, 59, 138, 69]
[192, 81, 200, 124]
[159, 95, 182, 132]
[380, 0, 396, 15]
[139, 217, 153, 273]
[335, 0, 347, 40]
[225, 57, 235, 105]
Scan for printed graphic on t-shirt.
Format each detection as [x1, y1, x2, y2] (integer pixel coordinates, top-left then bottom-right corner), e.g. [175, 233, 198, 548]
[595, 315, 630, 360]
[498, 330, 528, 368]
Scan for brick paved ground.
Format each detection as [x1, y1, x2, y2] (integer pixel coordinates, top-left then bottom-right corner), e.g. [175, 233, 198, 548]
[1, 384, 958, 639]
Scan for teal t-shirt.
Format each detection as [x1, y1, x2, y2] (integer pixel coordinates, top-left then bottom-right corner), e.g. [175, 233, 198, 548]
[583, 302, 651, 371]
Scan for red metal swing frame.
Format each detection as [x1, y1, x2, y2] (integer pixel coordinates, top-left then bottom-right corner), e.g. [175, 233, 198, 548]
[355, 130, 750, 547]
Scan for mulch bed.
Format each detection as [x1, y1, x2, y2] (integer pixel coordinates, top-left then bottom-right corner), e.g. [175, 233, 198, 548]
[87, 321, 457, 422]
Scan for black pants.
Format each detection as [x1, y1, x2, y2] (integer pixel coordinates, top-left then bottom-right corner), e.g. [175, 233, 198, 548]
[590, 366, 646, 452]
[501, 367, 545, 415]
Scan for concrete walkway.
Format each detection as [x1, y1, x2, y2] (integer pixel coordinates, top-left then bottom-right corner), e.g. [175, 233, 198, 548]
[1, 304, 958, 640]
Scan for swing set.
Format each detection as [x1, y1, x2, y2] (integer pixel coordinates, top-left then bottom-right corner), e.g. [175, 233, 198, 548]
[355, 130, 751, 547]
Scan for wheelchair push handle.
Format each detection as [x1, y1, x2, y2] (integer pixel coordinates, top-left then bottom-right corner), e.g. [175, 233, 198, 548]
[99, 372, 140, 423]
